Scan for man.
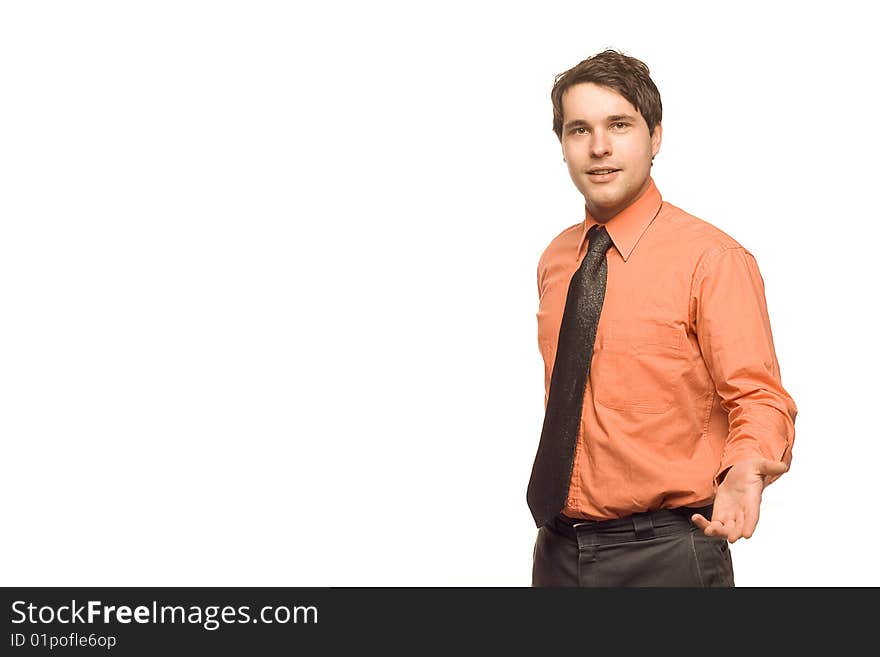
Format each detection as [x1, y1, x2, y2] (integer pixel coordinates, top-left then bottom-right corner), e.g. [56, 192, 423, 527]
[526, 49, 797, 587]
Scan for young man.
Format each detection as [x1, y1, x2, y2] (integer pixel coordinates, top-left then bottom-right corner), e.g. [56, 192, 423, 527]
[526, 50, 797, 586]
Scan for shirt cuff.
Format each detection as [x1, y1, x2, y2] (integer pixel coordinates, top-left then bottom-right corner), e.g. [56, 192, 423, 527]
[714, 441, 792, 489]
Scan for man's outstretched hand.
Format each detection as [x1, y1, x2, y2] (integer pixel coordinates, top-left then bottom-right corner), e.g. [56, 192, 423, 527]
[691, 458, 788, 543]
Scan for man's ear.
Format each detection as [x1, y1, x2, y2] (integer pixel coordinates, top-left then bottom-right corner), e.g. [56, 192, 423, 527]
[651, 122, 662, 160]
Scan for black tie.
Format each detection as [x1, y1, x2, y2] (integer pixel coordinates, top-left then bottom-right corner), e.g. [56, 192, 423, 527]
[527, 224, 614, 528]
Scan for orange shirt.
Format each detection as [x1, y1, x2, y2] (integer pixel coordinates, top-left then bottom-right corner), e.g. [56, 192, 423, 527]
[536, 177, 797, 521]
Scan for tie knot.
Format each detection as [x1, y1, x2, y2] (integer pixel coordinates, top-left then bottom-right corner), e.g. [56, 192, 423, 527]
[587, 224, 613, 256]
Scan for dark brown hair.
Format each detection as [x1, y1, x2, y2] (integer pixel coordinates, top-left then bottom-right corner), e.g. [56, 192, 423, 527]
[551, 49, 662, 141]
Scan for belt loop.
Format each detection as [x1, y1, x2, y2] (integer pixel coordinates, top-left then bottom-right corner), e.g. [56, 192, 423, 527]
[574, 525, 598, 563]
[632, 513, 654, 540]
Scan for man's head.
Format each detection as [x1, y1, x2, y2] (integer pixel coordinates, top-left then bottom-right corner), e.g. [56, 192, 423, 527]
[551, 50, 663, 222]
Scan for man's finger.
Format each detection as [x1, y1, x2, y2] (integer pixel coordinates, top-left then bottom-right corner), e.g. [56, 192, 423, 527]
[693, 513, 736, 538]
[742, 505, 760, 539]
[691, 513, 718, 533]
[726, 510, 744, 543]
[691, 513, 709, 529]
[703, 520, 728, 538]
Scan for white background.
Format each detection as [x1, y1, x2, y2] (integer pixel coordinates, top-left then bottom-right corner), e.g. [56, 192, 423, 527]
[1, 1, 877, 587]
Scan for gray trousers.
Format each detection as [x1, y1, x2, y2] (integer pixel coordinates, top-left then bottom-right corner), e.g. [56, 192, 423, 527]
[532, 505, 734, 587]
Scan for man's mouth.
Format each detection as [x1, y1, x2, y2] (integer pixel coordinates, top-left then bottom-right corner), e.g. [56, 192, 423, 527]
[587, 168, 620, 175]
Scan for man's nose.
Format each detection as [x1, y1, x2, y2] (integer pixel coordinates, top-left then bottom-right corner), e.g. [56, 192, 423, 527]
[590, 131, 611, 158]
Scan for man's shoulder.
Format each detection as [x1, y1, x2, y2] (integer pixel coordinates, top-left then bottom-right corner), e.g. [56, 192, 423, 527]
[544, 221, 583, 248]
[659, 202, 750, 267]
[537, 221, 582, 267]
[660, 201, 742, 247]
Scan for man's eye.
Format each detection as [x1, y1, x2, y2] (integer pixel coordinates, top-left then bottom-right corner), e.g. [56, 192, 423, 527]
[575, 127, 588, 134]
[612, 122, 629, 129]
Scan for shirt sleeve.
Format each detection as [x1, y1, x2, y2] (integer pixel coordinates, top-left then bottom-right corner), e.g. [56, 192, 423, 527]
[691, 246, 798, 487]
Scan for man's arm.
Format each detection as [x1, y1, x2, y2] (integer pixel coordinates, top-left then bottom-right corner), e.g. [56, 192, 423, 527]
[689, 245, 798, 541]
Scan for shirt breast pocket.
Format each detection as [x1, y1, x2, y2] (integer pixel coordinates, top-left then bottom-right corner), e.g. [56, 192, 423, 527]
[593, 320, 685, 414]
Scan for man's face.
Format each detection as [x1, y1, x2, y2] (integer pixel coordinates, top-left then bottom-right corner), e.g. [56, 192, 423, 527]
[560, 82, 662, 222]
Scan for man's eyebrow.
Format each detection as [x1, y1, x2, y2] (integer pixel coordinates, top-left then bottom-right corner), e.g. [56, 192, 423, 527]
[563, 114, 637, 129]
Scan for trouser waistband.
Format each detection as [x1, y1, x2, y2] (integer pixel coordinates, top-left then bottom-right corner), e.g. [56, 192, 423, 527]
[551, 504, 713, 545]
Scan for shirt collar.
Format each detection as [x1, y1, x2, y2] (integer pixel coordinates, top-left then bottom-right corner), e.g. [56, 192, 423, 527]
[576, 176, 663, 262]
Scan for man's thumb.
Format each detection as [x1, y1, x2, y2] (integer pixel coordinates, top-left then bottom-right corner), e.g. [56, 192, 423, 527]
[759, 459, 789, 477]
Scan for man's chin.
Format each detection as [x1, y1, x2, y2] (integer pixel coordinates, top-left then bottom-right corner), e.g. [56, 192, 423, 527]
[583, 193, 622, 219]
